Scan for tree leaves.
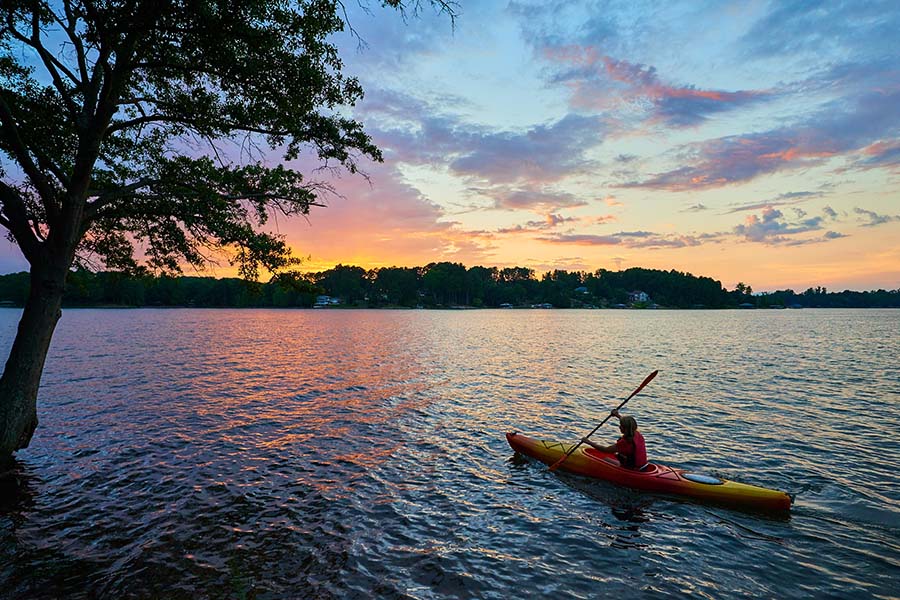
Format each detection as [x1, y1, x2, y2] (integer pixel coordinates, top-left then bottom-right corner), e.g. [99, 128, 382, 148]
[0, 0, 398, 277]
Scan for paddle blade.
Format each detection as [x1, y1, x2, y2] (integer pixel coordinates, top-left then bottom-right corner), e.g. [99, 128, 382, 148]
[627, 369, 659, 402]
[547, 455, 568, 472]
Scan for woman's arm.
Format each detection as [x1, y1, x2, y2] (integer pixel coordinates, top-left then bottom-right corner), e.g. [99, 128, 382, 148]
[582, 437, 617, 453]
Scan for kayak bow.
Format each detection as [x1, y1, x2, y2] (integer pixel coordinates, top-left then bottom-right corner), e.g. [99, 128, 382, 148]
[507, 431, 792, 512]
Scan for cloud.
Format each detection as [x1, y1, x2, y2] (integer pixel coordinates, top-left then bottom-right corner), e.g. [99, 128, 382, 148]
[538, 233, 621, 246]
[361, 95, 608, 187]
[356, 87, 447, 125]
[496, 212, 577, 234]
[448, 113, 606, 183]
[542, 46, 772, 128]
[724, 191, 824, 214]
[471, 185, 588, 212]
[779, 231, 851, 246]
[615, 51, 900, 190]
[278, 161, 498, 269]
[624, 235, 707, 249]
[623, 131, 834, 191]
[489, 211, 615, 236]
[539, 230, 719, 250]
[602, 195, 623, 207]
[739, 1, 900, 60]
[854, 207, 900, 227]
[615, 230, 653, 238]
[542, 213, 575, 227]
[851, 139, 900, 172]
[681, 203, 708, 213]
[624, 81, 900, 190]
[732, 206, 834, 244]
[333, 2, 457, 73]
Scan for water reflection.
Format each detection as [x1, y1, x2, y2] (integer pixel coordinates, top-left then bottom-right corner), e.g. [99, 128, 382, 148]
[0, 457, 38, 514]
[0, 308, 897, 598]
[611, 505, 651, 525]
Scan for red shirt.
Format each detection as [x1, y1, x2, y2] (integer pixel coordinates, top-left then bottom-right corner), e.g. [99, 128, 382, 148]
[615, 430, 647, 469]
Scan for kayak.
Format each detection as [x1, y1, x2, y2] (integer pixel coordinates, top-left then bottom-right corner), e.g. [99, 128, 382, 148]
[506, 431, 793, 512]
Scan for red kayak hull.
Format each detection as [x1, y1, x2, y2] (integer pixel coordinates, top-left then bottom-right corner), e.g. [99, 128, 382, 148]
[507, 432, 792, 512]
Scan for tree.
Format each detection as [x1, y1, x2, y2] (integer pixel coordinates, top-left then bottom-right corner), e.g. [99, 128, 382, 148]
[465, 265, 496, 307]
[0, 0, 454, 457]
[314, 264, 369, 305]
[421, 261, 466, 305]
[735, 282, 753, 296]
[539, 269, 582, 307]
[373, 266, 419, 306]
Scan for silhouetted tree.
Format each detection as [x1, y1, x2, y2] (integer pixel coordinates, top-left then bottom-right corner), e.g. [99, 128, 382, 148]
[0, 0, 456, 456]
[1, 267, 896, 312]
[374, 266, 419, 307]
[421, 261, 466, 305]
[314, 264, 370, 305]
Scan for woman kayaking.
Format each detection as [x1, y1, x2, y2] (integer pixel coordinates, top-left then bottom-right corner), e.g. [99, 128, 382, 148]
[581, 409, 648, 470]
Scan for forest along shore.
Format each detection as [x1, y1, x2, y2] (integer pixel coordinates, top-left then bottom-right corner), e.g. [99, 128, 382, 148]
[0, 267, 896, 310]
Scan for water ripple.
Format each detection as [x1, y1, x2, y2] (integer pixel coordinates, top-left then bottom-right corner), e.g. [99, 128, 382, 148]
[0, 308, 898, 598]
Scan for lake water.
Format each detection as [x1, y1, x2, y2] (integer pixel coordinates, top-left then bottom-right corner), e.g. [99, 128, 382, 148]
[1, 308, 898, 598]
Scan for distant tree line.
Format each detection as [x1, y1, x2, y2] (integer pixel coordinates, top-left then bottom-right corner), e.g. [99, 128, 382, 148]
[752, 286, 900, 308]
[0, 264, 897, 309]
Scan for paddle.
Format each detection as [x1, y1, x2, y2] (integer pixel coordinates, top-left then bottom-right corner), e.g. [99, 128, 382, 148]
[548, 369, 659, 472]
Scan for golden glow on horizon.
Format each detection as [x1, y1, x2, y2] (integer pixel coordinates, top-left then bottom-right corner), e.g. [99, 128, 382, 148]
[271, 214, 900, 292]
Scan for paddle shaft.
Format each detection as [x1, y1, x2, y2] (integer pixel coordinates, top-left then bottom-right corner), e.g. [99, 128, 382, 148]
[548, 369, 658, 472]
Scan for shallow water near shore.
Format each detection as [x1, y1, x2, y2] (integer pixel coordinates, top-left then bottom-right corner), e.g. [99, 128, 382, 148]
[1, 308, 898, 598]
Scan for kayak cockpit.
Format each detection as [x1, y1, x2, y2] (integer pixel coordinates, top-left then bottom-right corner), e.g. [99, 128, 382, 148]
[583, 447, 659, 474]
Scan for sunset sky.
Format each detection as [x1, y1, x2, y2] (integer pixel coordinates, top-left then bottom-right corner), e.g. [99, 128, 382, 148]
[3, 1, 899, 292]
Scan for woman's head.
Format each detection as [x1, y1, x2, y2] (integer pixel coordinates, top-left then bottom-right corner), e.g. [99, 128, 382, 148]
[619, 415, 638, 438]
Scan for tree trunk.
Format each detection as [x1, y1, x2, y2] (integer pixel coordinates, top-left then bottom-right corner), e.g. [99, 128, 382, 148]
[0, 260, 67, 457]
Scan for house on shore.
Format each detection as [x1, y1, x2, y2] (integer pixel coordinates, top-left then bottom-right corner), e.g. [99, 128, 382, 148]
[314, 295, 341, 307]
[629, 290, 650, 304]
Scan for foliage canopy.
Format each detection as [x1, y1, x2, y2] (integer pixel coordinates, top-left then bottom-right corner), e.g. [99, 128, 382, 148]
[6, 265, 889, 310]
[0, 0, 445, 278]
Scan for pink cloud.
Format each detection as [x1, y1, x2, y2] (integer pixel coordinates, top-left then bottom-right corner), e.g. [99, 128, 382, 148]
[851, 139, 900, 171]
[603, 195, 623, 207]
[624, 132, 839, 191]
[543, 46, 771, 127]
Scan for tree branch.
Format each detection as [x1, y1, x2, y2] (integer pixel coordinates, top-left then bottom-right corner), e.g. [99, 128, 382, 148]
[29, 8, 81, 86]
[0, 182, 42, 262]
[107, 112, 292, 138]
[60, 0, 91, 86]
[83, 177, 160, 219]
[3, 10, 81, 117]
[0, 96, 58, 207]
[106, 113, 180, 134]
[32, 150, 71, 193]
